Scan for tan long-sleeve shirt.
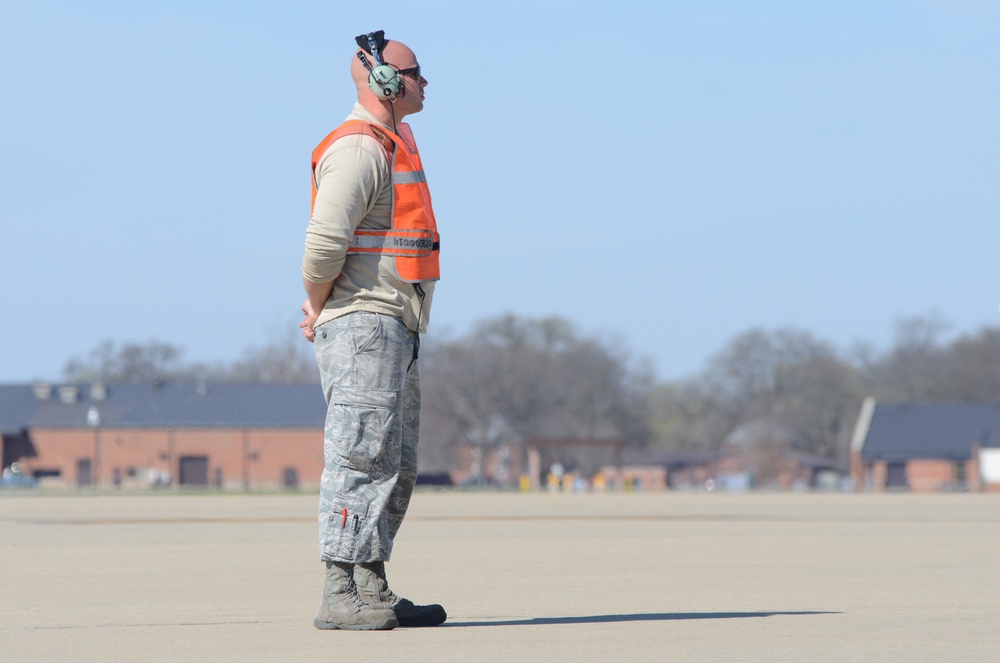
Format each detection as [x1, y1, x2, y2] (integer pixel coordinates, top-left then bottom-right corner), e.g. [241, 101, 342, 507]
[302, 103, 435, 333]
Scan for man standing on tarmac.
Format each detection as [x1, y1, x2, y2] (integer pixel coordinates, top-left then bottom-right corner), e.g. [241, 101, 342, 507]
[299, 30, 446, 631]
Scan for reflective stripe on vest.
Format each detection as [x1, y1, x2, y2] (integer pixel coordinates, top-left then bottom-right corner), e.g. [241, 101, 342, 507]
[310, 120, 440, 283]
[348, 228, 437, 257]
[393, 171, 426, 184]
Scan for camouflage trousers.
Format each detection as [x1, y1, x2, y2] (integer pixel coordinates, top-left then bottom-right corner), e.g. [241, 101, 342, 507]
[314, 311, 420, 563]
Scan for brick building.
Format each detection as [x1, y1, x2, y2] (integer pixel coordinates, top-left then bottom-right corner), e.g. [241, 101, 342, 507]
[0, 382, 327, 490]
[450, 437, 630, 490]
[621, 446, 840, 492]
[850, 397, 1000, 492]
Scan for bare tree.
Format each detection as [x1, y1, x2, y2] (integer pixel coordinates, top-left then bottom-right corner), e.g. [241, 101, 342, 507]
[772, 355, 865, 464]
[648, 327, 864, 466]
[861, 317, 1000, 402]
[939, 327, 1000, 400]
[702, 328, 837, 406]
[224, 324, 319, 384]
[862, 314, 952, 400]
[419, 315, 652, 478]
[62, 340, 189, 383]
[646, 381, 735, 451]
[61, 324, 319, 385]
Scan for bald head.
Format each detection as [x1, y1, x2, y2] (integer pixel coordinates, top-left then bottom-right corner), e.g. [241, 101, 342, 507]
[350, 38, 426, 125]
[351, 40, 418, 96]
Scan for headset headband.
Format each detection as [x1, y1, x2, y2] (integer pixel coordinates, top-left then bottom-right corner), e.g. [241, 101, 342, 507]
[355, 30, 386, 65]
[353, 30, 401, 102]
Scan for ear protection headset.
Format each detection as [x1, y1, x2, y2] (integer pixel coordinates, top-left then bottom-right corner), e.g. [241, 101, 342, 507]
[355, 30, 402, 102]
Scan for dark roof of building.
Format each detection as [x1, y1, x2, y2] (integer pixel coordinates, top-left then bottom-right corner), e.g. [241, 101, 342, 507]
[862, 402, 1000, 462]
[0, 382, 326, 432]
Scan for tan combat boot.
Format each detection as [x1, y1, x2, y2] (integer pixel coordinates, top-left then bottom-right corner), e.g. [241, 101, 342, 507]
[314, 561, 398, 631]
[354, 561, 447, 627]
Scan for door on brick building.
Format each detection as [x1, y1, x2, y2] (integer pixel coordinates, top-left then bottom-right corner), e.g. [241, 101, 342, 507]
[77, 458, 93, 487]
[885, 461, 908, 490]
[179, 456, 209, 486]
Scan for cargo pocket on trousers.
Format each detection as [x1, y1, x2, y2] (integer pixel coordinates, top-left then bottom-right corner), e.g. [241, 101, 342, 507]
[333, 403, 395, 476]
[322, 495, 371, 560]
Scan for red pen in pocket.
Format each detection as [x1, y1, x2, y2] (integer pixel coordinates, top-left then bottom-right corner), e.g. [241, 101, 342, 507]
[341, 507, 348, 528]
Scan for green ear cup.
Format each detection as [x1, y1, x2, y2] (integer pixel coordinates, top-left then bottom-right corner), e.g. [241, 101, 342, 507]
[369, 64, 401, 100]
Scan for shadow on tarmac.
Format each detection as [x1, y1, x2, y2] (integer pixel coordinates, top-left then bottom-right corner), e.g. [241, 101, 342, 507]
[444, 611, 839, 627]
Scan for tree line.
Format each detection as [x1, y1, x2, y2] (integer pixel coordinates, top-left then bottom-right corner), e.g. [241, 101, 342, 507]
[60, 313, 1000, 472]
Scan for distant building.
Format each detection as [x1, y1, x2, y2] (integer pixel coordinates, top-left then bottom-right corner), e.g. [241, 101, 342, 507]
[447, 424, 844, 493]
[0, 382, 326, 490]
[450, 436, 632, 490]
[623, 445, 841, 492]
[850, 397, 1000, 492]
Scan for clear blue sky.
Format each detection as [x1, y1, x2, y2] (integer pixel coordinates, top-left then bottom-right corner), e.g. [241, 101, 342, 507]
[2, 0, 998, 383]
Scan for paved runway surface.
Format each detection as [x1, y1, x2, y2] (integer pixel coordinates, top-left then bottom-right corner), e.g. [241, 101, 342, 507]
[2, 490, 998, 662]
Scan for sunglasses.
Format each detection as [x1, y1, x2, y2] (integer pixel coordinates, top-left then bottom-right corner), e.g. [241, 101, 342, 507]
[396, 65, 421, 80]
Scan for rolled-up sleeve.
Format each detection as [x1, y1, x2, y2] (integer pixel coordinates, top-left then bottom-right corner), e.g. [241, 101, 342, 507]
[302, 137, 388, 283]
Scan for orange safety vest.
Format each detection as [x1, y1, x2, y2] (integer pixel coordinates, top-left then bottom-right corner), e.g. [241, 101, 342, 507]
[311, 120, 440, 283]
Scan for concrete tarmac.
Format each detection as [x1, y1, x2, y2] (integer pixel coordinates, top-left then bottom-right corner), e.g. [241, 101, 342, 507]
[2, 490, 998, 662]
